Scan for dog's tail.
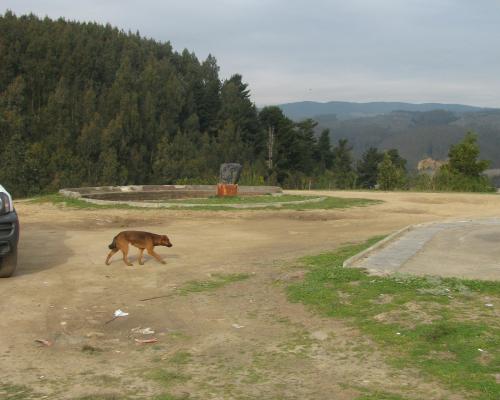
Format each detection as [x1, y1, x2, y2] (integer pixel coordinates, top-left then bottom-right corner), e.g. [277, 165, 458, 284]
[108, 236, 118, 250]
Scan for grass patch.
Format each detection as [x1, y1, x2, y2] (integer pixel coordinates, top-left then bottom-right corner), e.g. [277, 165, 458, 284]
[93, 375, 122, 385]
[355, 392, 409, 400]
[147, 369, 190, 388]
[277, 329, 317, 356]
[176, 273, 251, 295]
[287, 239, 500, 399]
[168, 195, 379, 211]
[81, 344, 103, 354]
[140, 273, 252, 302]
[281, 196, 379, 210]
[153, 394, 190, 400]
[29, 194, 135, 209]
[166, 194, 312, 204]
[77, 392, 186, 400]
[76, 395, 127, 400]
[0, 384, 38, 400]
[168, 351, 192, 365]
[29, 193, 380, 211]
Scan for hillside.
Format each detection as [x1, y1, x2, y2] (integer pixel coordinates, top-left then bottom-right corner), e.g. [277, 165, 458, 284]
[314, 110, 500, 168]
[0, 12, 265, 195]
[2, 11, 498, 194]
[2, 12, 356, 195]
[278, 100, 494, 120]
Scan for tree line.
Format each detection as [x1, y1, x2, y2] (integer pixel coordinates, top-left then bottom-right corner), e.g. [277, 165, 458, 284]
[0, 12, 493, 197]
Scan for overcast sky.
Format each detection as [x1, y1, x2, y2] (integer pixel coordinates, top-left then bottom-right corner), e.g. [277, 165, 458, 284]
[3, 0, 500, 107]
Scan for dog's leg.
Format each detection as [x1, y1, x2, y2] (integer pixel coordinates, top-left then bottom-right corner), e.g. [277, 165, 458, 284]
[138, 248, 145, 265]
[147, 245, 166, 264]
[122, 244, 133, 266]
[105, 249, 118, 265]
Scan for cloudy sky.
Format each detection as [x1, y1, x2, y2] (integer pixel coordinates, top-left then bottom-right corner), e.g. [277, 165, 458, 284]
[3, 0, 500, 107]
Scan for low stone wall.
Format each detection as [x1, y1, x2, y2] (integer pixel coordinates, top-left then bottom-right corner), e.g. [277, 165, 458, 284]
[60, 184, 282, 202]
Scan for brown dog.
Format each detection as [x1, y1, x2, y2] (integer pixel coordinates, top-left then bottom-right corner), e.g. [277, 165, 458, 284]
[105, 231, 173, 266]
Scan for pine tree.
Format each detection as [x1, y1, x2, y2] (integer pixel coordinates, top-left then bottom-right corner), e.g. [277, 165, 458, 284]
[99, 148, 122, 185]
[357, 147, 384, 188]
[332, 139, 355, 189]
[315, 129, 334, 171]
[219, 74, 261, 157]
[0, 133, 27, 196]
[447, 132, 489, 177]
[387, 148, 407, 171]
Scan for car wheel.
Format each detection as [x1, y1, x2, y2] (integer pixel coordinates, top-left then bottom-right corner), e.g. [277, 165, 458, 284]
[0, 249, 17, 278]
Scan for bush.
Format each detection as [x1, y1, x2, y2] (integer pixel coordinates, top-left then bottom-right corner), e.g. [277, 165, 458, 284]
[433, 168, 495, 192]
[410, 169, 495, 193]
[377, 153, 407, 190]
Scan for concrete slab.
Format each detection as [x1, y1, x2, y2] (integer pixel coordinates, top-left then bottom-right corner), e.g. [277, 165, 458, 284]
[349, 218, 500, 281]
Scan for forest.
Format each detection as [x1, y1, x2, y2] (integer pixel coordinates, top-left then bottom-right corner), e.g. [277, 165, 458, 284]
[0, 12, 494, 197]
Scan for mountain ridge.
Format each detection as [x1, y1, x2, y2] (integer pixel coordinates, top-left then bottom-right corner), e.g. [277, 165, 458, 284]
[277, 100, 497, 121]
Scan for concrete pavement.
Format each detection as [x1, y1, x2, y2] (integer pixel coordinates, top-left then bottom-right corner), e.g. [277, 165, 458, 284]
[349, 218, 500, 280]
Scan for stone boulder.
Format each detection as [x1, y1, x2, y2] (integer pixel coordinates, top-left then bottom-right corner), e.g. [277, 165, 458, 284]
[219, 163, 242, 184]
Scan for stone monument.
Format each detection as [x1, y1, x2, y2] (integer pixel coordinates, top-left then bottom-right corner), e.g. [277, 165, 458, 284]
[217, 163, 242, 197]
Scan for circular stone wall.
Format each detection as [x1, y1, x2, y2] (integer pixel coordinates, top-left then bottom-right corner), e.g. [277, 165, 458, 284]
[60, 184, 283, 204]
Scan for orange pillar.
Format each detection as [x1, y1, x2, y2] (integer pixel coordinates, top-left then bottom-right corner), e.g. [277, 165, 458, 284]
[217, 183, 238, 197]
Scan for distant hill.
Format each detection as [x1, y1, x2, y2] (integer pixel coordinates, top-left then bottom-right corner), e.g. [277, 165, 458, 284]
[314, 109, 500, 169]
[278, 100, 494, 121]
[276, 101, 500, 169]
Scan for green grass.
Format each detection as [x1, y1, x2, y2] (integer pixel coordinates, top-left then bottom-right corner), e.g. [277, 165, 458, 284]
[29, 193, 380, 211]
[165, 194, 312, 204]
[281, 196, 378, 210]
[355, 392, 409, 400]
[29, 194, 135, 209]
[167, 195, 379, 211]
[76, 384, 187, 400]
[168, 351, 192, 365]
[153, 394, 190, 400]
[76, 395, 127, 400]
[146, 369, 190, 387]
[287, 238, 500, 400]
[0, 384, 37, 400]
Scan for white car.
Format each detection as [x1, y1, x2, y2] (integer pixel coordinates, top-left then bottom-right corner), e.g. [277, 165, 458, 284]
[0, 185, 19, 277]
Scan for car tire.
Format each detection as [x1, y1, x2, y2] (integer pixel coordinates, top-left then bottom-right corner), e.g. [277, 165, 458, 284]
[0, 248, 17, 278]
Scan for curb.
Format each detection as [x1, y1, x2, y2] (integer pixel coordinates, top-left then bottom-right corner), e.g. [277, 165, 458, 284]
[342, 224, 415, 268]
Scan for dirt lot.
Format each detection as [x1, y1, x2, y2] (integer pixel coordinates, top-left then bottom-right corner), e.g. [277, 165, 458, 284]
[1, 190, 500, 399]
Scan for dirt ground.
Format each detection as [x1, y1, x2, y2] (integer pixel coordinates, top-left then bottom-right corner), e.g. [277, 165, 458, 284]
[2, 190, 500, 399]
